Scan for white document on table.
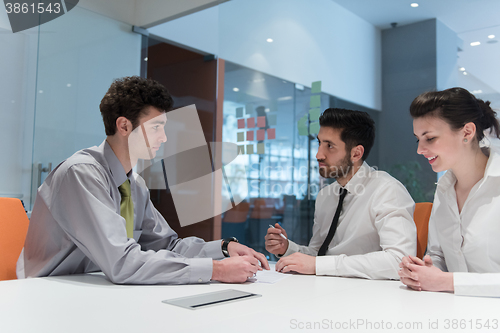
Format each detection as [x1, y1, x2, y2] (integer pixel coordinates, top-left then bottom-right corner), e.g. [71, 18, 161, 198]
[250, 269, 290, 284]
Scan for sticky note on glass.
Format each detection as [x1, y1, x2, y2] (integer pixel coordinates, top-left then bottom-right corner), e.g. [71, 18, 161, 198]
[309, 108, 321, 121]
[298, 114, 309, 136]
[238, 145, 245, 154]
[247, 117, 255, 128]
[246, 144, 254, 154]
[237, 119, 245, 129]
[298, 125, 308, 136]
[311, 81, 322, 94]
[236, 107, 244, 118]
[247, 131, 254, 141]
[298, 115, 307, 127]
[267, 128, 276, 140]
[245, 104, 253, 115]
[310, 95, 321, 108]
[257, 129, 265, 141]
[237, 132, 245, 142]
[267, 114, 277, 126]
[309, 122, 320, 135]
[257, 116, 266, 128]
[257, 143, 265, 154]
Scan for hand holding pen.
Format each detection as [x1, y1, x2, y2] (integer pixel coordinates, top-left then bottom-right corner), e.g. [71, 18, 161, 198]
[268, 224, 287, 239]
[265, 223, 289, 256]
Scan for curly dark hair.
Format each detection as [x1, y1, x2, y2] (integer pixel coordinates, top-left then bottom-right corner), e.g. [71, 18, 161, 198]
[100, 76, 174, 136]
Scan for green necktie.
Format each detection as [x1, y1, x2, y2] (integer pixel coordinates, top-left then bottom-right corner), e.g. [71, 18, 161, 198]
[118, 179, 134, 238]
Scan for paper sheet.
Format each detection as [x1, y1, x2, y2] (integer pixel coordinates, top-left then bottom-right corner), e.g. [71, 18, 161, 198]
[250, 269, 290, 284]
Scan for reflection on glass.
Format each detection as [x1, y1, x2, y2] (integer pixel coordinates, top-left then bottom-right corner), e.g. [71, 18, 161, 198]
[222, 62, 329, 253]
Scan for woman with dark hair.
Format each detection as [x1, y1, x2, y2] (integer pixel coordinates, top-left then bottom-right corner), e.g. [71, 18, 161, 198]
[399, 87, 500, 297]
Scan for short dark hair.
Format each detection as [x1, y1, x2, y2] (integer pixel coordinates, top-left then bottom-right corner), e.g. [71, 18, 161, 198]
[319, 108, 375, 161]
[100, 76, 174, 136]
[410, 87, 500, 142]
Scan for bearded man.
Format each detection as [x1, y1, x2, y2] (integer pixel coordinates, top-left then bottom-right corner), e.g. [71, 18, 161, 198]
[265, 108, 416, 280]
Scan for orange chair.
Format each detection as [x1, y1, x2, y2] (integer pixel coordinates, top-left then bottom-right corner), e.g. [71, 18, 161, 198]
[0, 198, 30, 281]
[413, 202, 433, 259]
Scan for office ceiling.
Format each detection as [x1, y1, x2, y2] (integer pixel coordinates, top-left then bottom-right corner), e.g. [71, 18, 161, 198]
[332, 0, 500, 107]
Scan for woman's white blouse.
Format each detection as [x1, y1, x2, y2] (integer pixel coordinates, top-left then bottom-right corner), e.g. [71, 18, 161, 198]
[427, 146, 500, 297]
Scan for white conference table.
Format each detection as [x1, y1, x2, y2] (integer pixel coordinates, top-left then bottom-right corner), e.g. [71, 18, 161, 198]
[1, 264, 499, 333]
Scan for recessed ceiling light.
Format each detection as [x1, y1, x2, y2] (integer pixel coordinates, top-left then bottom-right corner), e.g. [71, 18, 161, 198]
[39, 90, 43, 93]
[463, 72, 468, 75]
[488, 35, 495, 39]
[472, 90, 483, 94]
[266, 38, 273, 43]
[233, 87, 239, 92]
[410, 3, 419, 7]
[459, 67, 466, 71]
[470, 41, 481, 46]
[67, 83, 71, 87]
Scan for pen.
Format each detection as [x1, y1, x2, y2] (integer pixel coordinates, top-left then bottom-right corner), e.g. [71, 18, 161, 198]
[269, 224, 287, 240]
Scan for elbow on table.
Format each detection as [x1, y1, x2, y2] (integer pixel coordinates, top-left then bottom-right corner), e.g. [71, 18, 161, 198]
[104, 269, 134, 284]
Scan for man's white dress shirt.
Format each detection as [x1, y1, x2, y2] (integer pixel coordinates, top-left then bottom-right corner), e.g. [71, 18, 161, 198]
[283, 162, 416, 280]
[428, 146, 500, 297]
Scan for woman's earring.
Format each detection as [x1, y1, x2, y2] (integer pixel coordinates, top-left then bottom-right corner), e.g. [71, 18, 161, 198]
[464, 138, 468, 143]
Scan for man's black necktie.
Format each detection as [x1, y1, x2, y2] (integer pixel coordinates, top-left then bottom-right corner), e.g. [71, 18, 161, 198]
[318, 187, 348, 256]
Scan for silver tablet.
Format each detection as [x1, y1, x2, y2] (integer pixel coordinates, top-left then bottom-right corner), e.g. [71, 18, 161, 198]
[162, 289, 261, 310]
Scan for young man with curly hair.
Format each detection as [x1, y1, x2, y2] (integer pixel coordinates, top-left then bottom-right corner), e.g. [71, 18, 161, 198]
[17, 76, 269, 284]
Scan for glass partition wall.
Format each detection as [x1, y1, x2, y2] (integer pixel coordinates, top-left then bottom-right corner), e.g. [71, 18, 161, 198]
[29, 7, 141, 210]
[0, 5, 141, 211]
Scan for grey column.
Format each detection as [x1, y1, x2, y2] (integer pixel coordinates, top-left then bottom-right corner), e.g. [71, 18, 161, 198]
[380, 19, 458, 202]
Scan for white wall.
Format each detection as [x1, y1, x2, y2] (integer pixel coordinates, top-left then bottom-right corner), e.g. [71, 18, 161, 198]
[75, 0, 228, 27]
[436, 20, 458, 91]
[137, 0, 229, 28]
[150, 5, 220, 55]
[149, 0, 382, 110]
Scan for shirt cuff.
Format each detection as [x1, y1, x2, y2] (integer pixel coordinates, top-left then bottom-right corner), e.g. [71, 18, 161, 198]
[187, 258, 214, 284]
[205, 240, 225, 260]
[315, 255, 338, 276]
[454, 272, 500, 297]
[279, 240, 300, 257]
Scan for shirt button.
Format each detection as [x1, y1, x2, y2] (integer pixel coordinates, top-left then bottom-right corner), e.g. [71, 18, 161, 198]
[198, 278, 203, 283]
